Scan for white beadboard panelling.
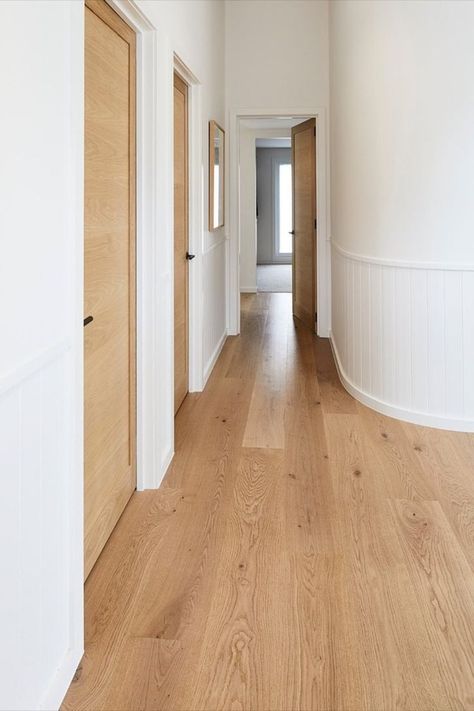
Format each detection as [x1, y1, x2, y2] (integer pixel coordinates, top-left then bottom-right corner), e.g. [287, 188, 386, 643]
[394, 268, 412, 409]
[331, 242, 474, 432]
[0, 351, 77, 710]
[410, 269, 429, 413]
[202, 239, 227, 378]
[427, 270, 446, 415]
[360, 261, 371, 394]
[444, 271, 464, 416]
[0, 2, 83, 708]
[370, 262, 383, 399]
[463, 272, 474, 417]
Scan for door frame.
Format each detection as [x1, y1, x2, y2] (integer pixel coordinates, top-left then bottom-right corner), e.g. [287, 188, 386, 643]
[228, 107, 330, 338]
[104, 1, 204, 491]
[173, 55, 204, 396]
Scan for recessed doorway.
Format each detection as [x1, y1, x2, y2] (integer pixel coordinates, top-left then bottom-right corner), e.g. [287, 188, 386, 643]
[228, 110, 330, 339]
[173, 72, 191, 414]
[83, 0, 137, 579]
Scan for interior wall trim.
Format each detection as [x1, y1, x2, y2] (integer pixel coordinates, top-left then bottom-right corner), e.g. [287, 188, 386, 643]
[203, 236, 226, 255]
[331, 242, 474, 433]
[331, 239, 474, 272]
[330, 335, 474, 433]
[0, 341, 70, 398]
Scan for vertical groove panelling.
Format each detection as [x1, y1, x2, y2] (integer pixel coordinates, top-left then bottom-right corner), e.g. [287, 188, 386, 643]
[203, 241, 227, 381]
[0, 390, 21, 703]
[396, 268, 412, 410]
[444, 272, 464, 417]
[370, 265, 383, 399]
[18, 376, 42, 706]
[0, 352, 72, 708]
[331, 243, 474, 431]
[463, 272, 474, 418]
[411, 269, 429, 413]
[360, 262, 369, 392]
[427, 271, 446, 415]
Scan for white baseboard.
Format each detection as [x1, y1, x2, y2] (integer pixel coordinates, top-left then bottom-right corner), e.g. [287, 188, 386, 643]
[157, 445, 174, 488]
[39, 645, 83, 711]
[240, 286, 257, 293]
[203, 330, 228, 387]
[329, 334, 474, 433]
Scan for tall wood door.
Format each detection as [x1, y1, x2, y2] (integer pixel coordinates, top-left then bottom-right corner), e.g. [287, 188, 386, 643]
[291, 118, 316, 332]
[84, 0, 136, 580]
[174, 74, 189, 414]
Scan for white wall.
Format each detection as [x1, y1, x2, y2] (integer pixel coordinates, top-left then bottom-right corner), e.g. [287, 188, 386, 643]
[0, 1, 227, 709]
[137, 0, 227, 379]
[226, 0, 331, 335]
[0, 2, 83, 709]
[330, 0, 474, 431]
[225, 0, 329, 111]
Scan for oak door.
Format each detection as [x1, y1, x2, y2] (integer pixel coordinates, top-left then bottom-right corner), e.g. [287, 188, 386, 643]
[174, 73, 189, 414]
[84, 0, 136, 579]
[291, 118, 316, 331]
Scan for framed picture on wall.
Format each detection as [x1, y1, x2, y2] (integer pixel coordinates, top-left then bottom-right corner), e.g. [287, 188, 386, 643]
[209, 120, 225, 231]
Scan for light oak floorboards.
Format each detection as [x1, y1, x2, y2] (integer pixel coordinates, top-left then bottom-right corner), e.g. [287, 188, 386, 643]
[64, 293, 474, 711]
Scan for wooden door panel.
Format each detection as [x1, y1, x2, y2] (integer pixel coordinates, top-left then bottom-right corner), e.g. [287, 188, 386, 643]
[292, 118, 316, 331]
[84, 0, 136, 580]
[174, 74, 189, 414]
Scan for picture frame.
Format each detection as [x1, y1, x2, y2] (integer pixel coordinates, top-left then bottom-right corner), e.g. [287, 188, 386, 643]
[208, 120, 225, 231]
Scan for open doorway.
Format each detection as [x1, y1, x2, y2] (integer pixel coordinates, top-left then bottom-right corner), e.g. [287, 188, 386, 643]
[236, 115, 320, 333]
[228, 110, 329, 338]
[256, 137, 292, 293]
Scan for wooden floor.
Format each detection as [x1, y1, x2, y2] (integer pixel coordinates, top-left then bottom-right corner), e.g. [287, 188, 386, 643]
[64, 293, 474, 711]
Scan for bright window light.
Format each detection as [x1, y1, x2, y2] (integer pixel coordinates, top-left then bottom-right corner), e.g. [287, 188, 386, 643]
[278, 163, 292, 254]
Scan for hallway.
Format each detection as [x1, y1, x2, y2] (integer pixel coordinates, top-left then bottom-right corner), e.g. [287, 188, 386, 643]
[64, 293, 474, 711]
[257, 264, 292, 292]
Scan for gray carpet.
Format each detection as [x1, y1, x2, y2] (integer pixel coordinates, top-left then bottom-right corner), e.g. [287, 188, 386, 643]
[257, 264, 292, 292]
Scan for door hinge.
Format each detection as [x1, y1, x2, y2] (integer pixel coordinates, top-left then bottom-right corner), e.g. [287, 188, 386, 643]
[314, 126, 316, 137]
[315, 311, 318, 322]
[314, 218, 317, 230]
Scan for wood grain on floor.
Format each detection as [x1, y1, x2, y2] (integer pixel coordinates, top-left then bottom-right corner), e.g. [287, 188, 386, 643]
[63, 293, 474, 711]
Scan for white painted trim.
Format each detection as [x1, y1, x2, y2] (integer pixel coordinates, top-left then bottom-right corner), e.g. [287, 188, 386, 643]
[203, 236, 226, 255]
[160, 445, 175, 482]
[0, 342, 70, 397]
[174, 54, 204, 394]
[228, 107, 330, 338]
[108, 0, 175, 491]
[331, 239, 474, 272]
[240, 286, 258, 293]
[203, 329, 228, 386]
[39, 4, 85, 709]
[330, 334, 474, 433]
[110, 0, 160, 490]
[39, 647, 82, 711]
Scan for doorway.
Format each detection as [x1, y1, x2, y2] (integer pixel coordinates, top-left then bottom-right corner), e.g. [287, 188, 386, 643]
[256, 138, 293, 293]
[228, 110, 329, 339]
[84, 0, 137, 579]
[174, 72, 190, 414]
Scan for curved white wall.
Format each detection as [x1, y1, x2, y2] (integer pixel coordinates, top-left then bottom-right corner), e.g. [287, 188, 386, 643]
[330, 0, 474, 431]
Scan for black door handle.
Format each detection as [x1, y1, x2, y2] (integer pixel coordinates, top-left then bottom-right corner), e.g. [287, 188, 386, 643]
[288, 230, 295, 235]
[84, 315, 93, 327]
[186, 252, 196, 260]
